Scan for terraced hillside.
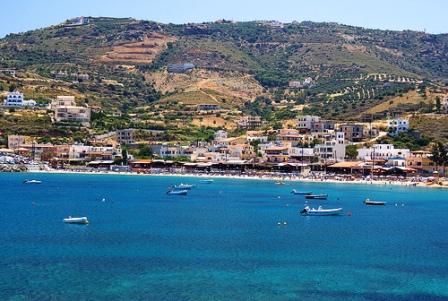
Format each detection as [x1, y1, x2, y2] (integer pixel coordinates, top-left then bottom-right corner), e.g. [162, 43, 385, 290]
[0, 17, 447, 122]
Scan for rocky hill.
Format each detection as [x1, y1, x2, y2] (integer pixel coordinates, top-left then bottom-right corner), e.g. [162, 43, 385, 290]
[0, 17, 447, 120]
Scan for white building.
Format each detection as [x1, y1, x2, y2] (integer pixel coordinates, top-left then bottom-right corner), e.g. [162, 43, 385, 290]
[442, 97, 448, 113]
[387, 156, 407, 167]
[297, 115, 320, 132]
[51, 96, 91, 126]
[313, 132, 346, 162]
[3, 91, 36, 107]
[214, 130, 228, 141]
[8, 135, 27, 149]
[150, 144, 184, 158]
[387, 119, 409, 136]
[246, 131, 268, 143]
[357, 144, 410, 161]
[288, 147, 315, 162]
[69, 144, 119, 161]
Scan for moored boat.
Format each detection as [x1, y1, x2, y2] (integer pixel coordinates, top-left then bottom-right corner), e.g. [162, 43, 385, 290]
[167, 189, 188, 196]
[173, 183, 195, 190]
[305, 194, 328, 200]
[23, 179, 42, 184]
[199, 179, 214, 184]
[300, 206, 343, 216]
[291, 189, 312, 195]
[63, 216, 89, 224]
[364, 199, 386, 206]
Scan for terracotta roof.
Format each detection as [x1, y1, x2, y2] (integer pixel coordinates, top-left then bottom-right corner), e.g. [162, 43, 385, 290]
[131, 159, 152, 164]
[328, 161, 362, 169]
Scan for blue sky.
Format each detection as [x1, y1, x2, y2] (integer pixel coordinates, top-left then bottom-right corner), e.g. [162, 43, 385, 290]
[1, 0, 447, 37]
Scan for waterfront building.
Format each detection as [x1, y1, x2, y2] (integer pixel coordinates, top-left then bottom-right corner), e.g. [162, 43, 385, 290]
[68, 144, 119, 161]
[406, 151, 439, 175]
[150, 144, 185, 158]
[387, 156, 407, 167]
[313, 132, 346, 163]
[265, 145, 289, 163]
[288, 147, 315, 163]
[357, 144, 410, 161]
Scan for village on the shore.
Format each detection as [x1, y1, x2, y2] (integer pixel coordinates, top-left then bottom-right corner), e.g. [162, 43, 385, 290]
[2, 89, 448, 187]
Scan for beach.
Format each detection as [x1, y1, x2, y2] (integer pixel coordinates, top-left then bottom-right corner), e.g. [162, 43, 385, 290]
[27, 167, 448, 189]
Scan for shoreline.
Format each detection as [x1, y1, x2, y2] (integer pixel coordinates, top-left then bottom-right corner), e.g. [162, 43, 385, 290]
[21, 169, 448, 189]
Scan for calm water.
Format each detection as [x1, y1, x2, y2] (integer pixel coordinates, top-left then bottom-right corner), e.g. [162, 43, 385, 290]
[1, 173, 448, 301]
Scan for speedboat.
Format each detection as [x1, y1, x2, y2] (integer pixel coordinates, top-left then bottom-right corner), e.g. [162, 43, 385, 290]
[23, 179, 42, 184]
[305, 194, 328, 200]
[173, 183, 195, 190]
[167, 189, 188, 196]
[63, 216, 89, 224]
[300, 206, 343, 216]
[199, 179, 214, 184]
[291, 189, 312, 195]
[364, 199, 386, 206]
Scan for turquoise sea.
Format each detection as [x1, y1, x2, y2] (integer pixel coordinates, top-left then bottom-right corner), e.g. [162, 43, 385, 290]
[1, 173, 448, 301]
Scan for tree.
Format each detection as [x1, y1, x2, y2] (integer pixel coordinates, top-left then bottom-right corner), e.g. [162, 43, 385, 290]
[345, 145, 358, 160]
[138, 144, 153, 158]
[121, 148, 128, 165]
[427, 99, 434, 113]
[431, 142, 448, 178]
[435, 96, 441, 113]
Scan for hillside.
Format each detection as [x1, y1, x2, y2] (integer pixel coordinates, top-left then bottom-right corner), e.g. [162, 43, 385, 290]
[0, 17, 447, 134]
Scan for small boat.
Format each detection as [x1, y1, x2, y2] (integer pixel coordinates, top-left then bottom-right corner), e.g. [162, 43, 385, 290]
[23, 179, 42, 184]
[305, 194, 328, 200]
[167, 189, 188, 196]
[173, 183, 195, 190]
[199, 179, 214, 184]
[291, 189, 312, 195]
[275, 181, 286, 185]
[63, 216, 89, 224]
[300, 206, 343, 216]
[364, 199, 386, 206]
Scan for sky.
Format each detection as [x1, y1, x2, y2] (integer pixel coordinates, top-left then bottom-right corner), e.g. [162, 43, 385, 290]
[1, 0, 447, 37]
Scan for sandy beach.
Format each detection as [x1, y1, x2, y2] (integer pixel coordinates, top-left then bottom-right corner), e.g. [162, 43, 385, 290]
[25, 168, 448, 189]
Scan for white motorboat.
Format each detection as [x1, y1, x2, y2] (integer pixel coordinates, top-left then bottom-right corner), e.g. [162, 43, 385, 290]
[305, 194, 328, 200]
[173, 183, 195, 190]
[63, 216, 89, 224]
[167, 189, 188, 196]
[364, 198, 387, 206]
[199, 179, 214, 184]
[291, 189, 312, 195]
[300, 206, 343, 216]
[23, 179, 42, 184]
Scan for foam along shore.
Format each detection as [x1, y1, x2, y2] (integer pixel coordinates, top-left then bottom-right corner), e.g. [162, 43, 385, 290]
[25, 168, 448, 189]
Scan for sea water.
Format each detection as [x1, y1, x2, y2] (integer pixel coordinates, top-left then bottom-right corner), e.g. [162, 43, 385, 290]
[0, 173, 447, 301]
